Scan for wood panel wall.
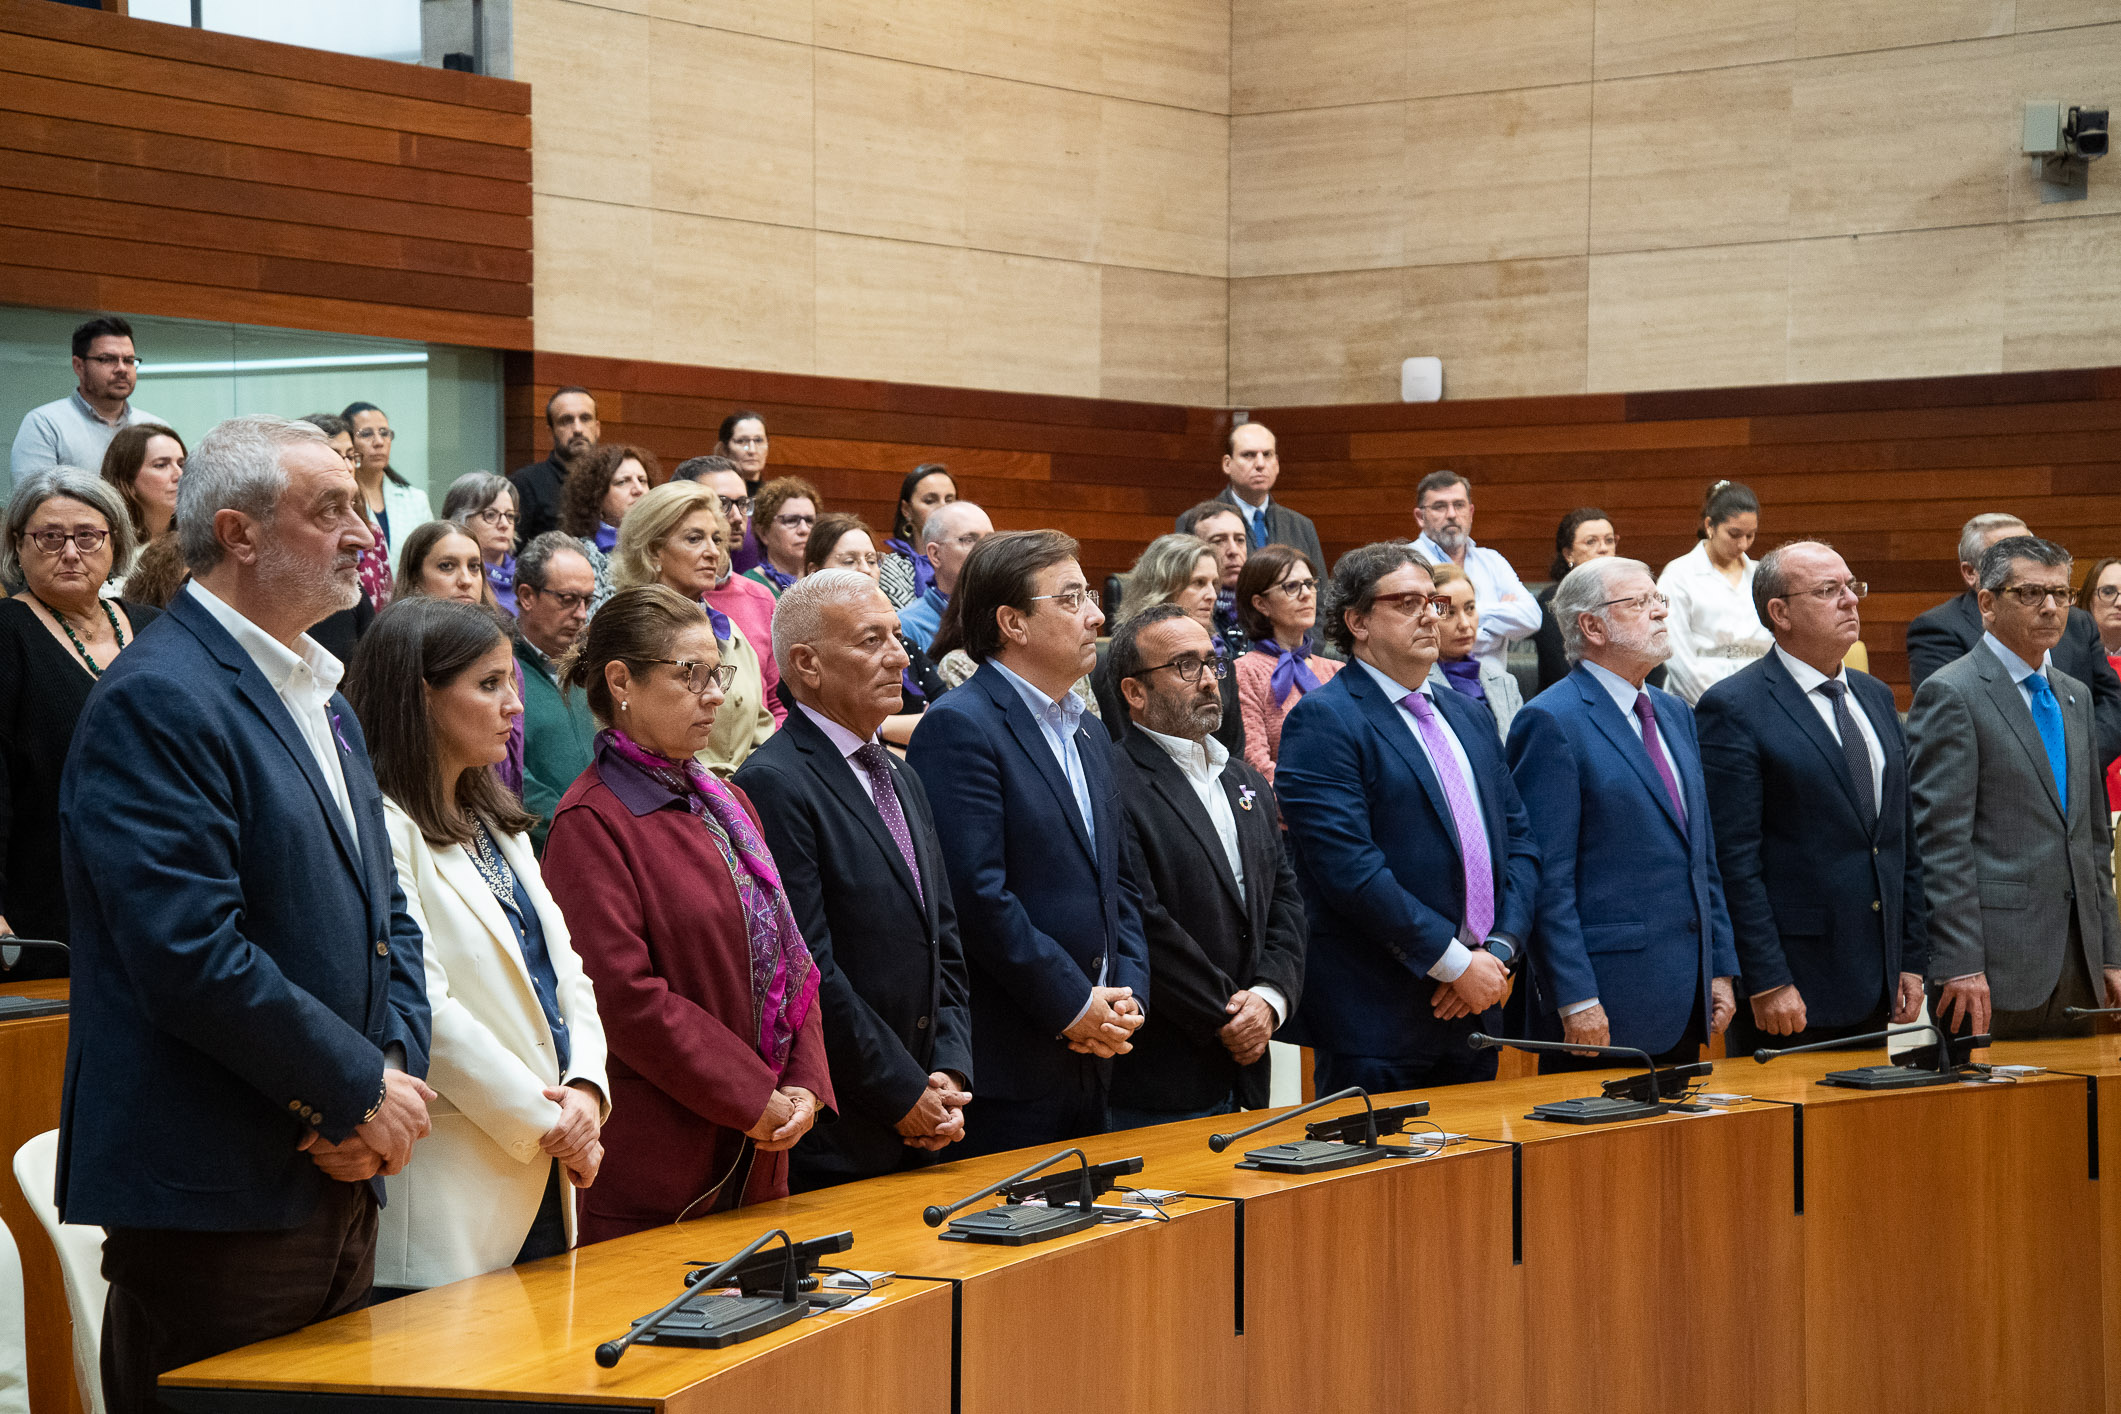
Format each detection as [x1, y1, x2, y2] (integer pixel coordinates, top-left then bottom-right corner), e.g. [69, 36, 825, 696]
[0, 0, 533, 349]
[1256, 366, 2121, 706]
[505, 352, 1235, 593]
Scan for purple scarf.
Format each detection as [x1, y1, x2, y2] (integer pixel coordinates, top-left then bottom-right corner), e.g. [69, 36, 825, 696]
[592, 521, 618, 554]
[485, 554, 517, 616]
[885, 537, 937, 600]
[754, 561, 796, 593]
[1253, 637, 1321, 702]
[1439, 656, 1487, 703]
[596, 728, 819, 1071]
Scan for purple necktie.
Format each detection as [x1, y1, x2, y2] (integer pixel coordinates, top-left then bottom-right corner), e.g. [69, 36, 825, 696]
[853, 743, 924, 907]
[1400, 691, 1494, 942]
[1632, 692, 1687, 829]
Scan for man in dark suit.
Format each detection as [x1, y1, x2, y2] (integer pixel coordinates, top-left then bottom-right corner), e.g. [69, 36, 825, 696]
[1905, 511, 2121, 766]
[907, 531, 1150, 1155]
[508, 386, 599, 543]
[1176, 421, 1326, 576]
[1508, 556, 1740, 1069]
[58, 415, 433, 1414]
[737, 570, 974, 1189]
[1106, 605, 1305, 1126]
[1278, 543, 1538, 1092]
[1697, 541, 1928, 1056]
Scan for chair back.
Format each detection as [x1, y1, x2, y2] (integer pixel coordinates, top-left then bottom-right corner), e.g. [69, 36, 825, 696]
[12, 1131, 105, 1414]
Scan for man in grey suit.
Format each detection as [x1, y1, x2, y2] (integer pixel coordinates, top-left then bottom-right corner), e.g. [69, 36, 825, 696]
[1908, 534, 2121, 1040]
[1176, 421, 1325, 575]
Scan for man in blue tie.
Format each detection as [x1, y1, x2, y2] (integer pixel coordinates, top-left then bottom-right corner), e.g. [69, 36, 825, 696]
[1174, 421, 1326, 579]
[1908, 535, 2121, 1040]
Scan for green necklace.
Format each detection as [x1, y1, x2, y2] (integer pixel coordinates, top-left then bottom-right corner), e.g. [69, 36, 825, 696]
[34, 594, 124, 678]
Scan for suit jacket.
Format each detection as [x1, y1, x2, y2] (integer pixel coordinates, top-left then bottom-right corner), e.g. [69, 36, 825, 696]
[1277, 664, 1539, 1061]
[1906, 646, 2121, 1010]
[1905, 591, 2121, 766]
[1697, 653, 1929, 1027]
[376, 806, 609, 1288]
[735, 701, 973, 1184]
[905, 660, 1150, 1106]
[1184, 485, 1327, 577]
[57, 586, 430, 1230]
[1111, 725, 1306, 1112]
[1506, 665, 1740, 1055]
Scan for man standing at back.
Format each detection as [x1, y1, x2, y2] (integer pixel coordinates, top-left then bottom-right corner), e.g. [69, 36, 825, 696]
[9, 315, 166, 494]
[59, 415, 433, 1414]
[1180, 421, 1324, 576]
[510, 386, 600, 542]
[1412, 471, 1539, 677]
[908, 531, 1150, 1154]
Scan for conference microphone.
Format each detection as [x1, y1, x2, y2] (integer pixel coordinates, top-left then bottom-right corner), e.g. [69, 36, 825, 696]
[596, 1228, 799, 1367]
[1753, 1023, 1989, 1090]
[1750, 1023, 1944, 1065]
[1205, 1087, 1415, 1173]
[2064, 1006, 2121, 1018]
[1466, 1033, 1681, 1124]
[922, 1149, 1104, 1245]
[1208, 1087, 1371, 1153]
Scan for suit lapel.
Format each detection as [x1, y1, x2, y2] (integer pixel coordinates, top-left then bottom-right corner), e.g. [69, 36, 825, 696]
[1344, 663, 1462, 854]
[1126, 730, 1243, 909]
[1854, 672, 1906, 819]
[431, 833, 541, 1003]
[1971, 650, 2066, 819]
[1574, 669, 1687, 839]
[2056, 668, 2091, 830]
[1760, 654, 1870, 832]
[789, 713, 926, 920]
[977, 667, 1097, 866]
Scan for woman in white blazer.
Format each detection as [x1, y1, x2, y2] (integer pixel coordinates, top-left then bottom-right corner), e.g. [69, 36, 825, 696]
[345, 596, 610, 1294]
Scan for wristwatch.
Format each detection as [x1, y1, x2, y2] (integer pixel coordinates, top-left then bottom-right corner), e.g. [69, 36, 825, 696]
[1483, 937, 1521, 975]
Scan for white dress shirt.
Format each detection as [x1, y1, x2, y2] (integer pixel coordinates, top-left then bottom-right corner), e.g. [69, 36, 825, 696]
[1982, 631, 2059, 713]
[1657, 542, 1774, 705]
[1410, 534, 1541, 673]
[1773, 644, 1884, 818]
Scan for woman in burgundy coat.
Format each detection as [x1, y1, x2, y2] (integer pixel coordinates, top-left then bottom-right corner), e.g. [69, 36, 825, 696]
[544, 586, 832, 1243]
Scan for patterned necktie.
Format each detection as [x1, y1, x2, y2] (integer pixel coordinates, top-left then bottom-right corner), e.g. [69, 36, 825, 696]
[2024, 672, 2069, 815]
[1815, 679, 1878, 835]
[1632, 691, 1687, 830]
[853, 742, 924, 906]
[1399, 691, 1494, 941]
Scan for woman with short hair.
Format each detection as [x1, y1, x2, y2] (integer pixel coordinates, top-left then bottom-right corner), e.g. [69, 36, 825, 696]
[742, 476, 819, 598]
[1232, 543, 1338, 785]
[559, 444, 657, 613]
[442, 472, 522, 615]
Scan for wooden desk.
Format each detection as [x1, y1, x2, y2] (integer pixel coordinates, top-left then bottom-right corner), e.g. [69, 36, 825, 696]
[0, 979, 74, 1414]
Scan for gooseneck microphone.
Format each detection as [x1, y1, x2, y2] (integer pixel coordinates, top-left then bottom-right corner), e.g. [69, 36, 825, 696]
[924, 1148, 1091, 1228]
[1750, 1022, 1946, 1065]
[1468, 1033, 1666, 1091]
[596, 1228, 796, 1368]
[1207, 1087, 1370, 1153]
[2064, 1006, 2121, 1018]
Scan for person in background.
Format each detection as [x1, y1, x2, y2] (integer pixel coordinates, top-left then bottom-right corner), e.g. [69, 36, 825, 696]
[1533, 508, 1669, 696]
[802, 513, 947, 744]
[99, 423, 185, 545]
[1431, 562, 1523, 742]
[681, 457, 786, 727]
[2076, 556, 2121, 808]
[1658, 480, 1772, 704]
[718, 412, 771, 575]
[341, 402, 430, 573]
[1233, 544, 1339, 786]
[344, 597, 608, 1295]
[441, 473, 522, 615]
[542, 586, 832, 1236]
[9, 315, 166, 494]
[116, 533, 190, 611]
[1176, 499, 1254, 660]
[898, 500, 992, 653]
[512, 533, 600, 849]
[1177, 421, 1325, 575]
[743, 475, 817, 599]
[1097, 533, 1243, 758]
[301, 413, 389, 613]
[559, 443, 654, 613]
[511, 388, 599, 544]
[613, 483, 776, 777]
[0, 469, 155, 978]
[394, 521, 524, 797]
[880, 464, 957, 609]
[736, 570, 973, 1189]
[1410, 471, 1540, 677]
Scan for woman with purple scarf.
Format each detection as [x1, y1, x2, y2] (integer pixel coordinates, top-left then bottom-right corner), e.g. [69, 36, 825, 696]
[1430, 561, 1522, 742]
[544, 586, 833, 1241]
[1233, 544, 1341, 785]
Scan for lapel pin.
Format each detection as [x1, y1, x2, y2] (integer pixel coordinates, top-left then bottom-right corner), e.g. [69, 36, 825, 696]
[1237, 784, 1257, 811]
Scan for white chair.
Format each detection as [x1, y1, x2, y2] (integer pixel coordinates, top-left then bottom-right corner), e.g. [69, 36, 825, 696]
[13, 1130, 106, 1414]
[0, 1205, 27, 1414]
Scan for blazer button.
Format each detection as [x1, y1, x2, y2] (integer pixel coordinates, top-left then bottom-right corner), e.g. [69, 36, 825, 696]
[288, 1100, 301, 1112]
[1871, 900, 1881, 912]
[1872, 847, 1879, 856]
[375, 940, 389, 956]
[916, 1015, 930, 1030]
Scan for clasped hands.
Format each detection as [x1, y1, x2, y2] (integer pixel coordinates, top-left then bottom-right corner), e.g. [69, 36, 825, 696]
[897, 1072, 973, 1151]
[746, 1085, 822, 1152]
[297, 1069, 436, 1183]
[1559, 977, 1739, 1053]
[1063, 986, 1145, 1057]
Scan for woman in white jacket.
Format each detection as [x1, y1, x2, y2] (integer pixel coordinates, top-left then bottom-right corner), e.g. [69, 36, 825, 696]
[1657, 480, 1772, 704]
[345, 596, 610, 1295]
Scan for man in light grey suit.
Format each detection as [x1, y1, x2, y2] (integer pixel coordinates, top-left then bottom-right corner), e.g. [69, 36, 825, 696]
[1908, 535, 2121, 1040]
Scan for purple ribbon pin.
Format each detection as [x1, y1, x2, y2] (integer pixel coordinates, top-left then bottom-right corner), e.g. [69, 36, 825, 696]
[328, 708, 353, 756]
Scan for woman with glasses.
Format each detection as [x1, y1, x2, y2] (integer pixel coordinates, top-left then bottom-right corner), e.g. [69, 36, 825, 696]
[742, 476, 818, 598]
[442, 473, 522, 615]
[341, 401, 432, 573]
[559, 443, 656, 614]
[543, 585, 832, 1238]
[800, 512, 949, 744]
[0, 467, 155, 977]
[396, 520, 527, 798]
[716, 412, 771, 575]
[614, 483, 776, 777]
[1232, 544, 1339, 784]
[1095, 533, 1244, 757]
[1430, 563, 1522, 742]
[879, 464, 957, 609]
[2076, 557, 2121, 809]
[1658, 480, 1774, 704]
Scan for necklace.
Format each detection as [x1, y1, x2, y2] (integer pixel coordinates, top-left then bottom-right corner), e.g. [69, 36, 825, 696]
[464, 819, 520, 910]
[32, 593, 123, 678]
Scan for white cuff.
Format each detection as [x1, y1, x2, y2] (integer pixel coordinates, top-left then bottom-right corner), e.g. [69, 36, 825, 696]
[1249, 984, 1290, 1030]
[1427, 941, 1473, 983]
[1559, 997, 1600, 1018]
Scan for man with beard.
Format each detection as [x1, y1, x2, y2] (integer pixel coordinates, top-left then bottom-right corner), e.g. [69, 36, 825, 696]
[1411, 471, 1539, 678]
[1107, 605, 1306, 1125]
[9, 314, 167, 494]
[58, 415, 434, 1414]
[510, 386, 600, 542]
[1277, 543, 1537, 1092]
[1507, 556, 1739, 1071]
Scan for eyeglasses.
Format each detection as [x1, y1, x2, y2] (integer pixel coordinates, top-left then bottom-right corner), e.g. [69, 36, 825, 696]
[728, 435, 767, 449]
[1996, 584, 2071, 608]
[646, 658, 740, 695]
[1133, 655, 1228, 685]
[1271, 577, 1319, 598]
[718, 495, 754, 515]
[1028, 586, 1101, 615]
[83, 354, 141, 369]
[1599, 591, 1671, 614]
[1784, 579, 1868, 603]
[2093, 584, 2121, 604]
[774, 513, 815, 529]
[25, 528, 111, 555]
[1369, 590, 1455, 616]
[522, 586, 591, 611]
[473, 508, 518, 528]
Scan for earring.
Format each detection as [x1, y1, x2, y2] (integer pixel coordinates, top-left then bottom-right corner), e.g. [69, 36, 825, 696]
[619, 700, 630, 712]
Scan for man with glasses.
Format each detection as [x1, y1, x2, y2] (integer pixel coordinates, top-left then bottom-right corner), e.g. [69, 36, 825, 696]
[1411, 471, 1540, 677]
[513, 532, 601, 849]
[1276, 542, 1538, 1092]
[1106, 605, 1305, 1126]
[1907, 535, 2121, 1040]
[9, 315, 167, 496]
[907, 531, 1150, 1153]
[1507, 556, 1740, 1072]
[509, 387, 600, 543]
[1697, 542, 1929, 1056]
[899, 500, 993, 652]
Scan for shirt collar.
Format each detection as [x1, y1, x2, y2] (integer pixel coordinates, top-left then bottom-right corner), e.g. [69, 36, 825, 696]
[1138, 722, 1227, 779]
[796, 700, 876, 761]
[517, 637, 560, 682]
[1773, 642, 1846, 694]
[187, 580, 342, 699]
[990, 657, 1083, 733]
[71, 388, 127, 428]
[924, 584, 951, 610]
[1354, 653, 1432, 702]
[1580, 657, 1647, 714]
[1983, 631, 2050, 684]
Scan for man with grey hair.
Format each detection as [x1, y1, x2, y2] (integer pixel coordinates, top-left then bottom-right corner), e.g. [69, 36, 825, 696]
[736, 569, 972, 1188]
[1906, 513, 2121, 766]
[1507, 555, 1739, 1071]
[1908, 534, 2121, 1041]
[899, 499, 993, 652]
[58, 414, 434, 1414]
[514, 531, 599, 847]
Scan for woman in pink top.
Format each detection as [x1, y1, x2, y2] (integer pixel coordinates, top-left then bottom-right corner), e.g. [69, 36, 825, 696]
[1232, 544, 1340, 785]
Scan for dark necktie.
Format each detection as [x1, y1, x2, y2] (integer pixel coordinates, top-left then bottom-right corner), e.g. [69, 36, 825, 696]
[853, 742, 924, 906]
[1815, 679, 1878, 835]
[1631, 691, 1687, 830]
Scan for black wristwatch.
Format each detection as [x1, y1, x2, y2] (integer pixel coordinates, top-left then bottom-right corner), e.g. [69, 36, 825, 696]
[1484, 937, 1521, 974]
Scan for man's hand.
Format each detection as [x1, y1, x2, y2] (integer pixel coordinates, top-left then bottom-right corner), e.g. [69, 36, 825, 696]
[1749, 983, 1806, 1037]
[1562, 1003, 1610, 1053]
[539, 1083, 602, 1168]
[1219, 990, 1275, 1066]
[1063, 987, 1145, 1058]
[1433, 950, 1510, 1021]
[562, 1141, 602, 1189]
[753, 1086, 820, 1153]
[1709, 977, 1737, 1036]
[896, 1084, 964, 1146]
[297, 1131, 384, 1183]
[1892, 972, 1924, 1025]
[2105, 968, 2121, 1010]
[354, 1071, 437, 1176]
[1936, 973, 1991, 1038]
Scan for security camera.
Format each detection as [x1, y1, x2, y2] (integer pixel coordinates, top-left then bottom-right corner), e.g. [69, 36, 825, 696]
[2026, 101, 2106, 201]
[2066, 106, 2108, 160]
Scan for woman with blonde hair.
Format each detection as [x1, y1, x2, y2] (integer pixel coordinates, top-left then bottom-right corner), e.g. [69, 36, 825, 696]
[1096, 533, 1243, 756]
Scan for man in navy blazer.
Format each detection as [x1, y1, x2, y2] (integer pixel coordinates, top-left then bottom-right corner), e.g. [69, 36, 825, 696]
[1698, 542, 1928, 1054]
[1507, 556, 1739, 1068]
[907, 531, 1150, 1155]
[58, 416, 432, 1414]
[1279, 542, 1539, 1092]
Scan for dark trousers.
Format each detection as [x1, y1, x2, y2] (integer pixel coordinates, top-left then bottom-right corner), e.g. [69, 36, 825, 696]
[1106, 1095, 1235, 1133]
[789, 1137, 939, 1195]
[101, 1182, 377, 1414]
[1314, 1046, 1497, 1096]
[1725, 994, 1893, 1060]
[1929, 927, 2100, 1043]
[958, 1058, 1108, 1159]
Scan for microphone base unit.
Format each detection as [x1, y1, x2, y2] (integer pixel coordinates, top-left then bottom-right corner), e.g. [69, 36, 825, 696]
[1600, 1060, 1712, 1104]
[1819, 1064, 1963, 1090]
[1234, 1139, 1398, 1174]
[938, 1204, 1101, 1246]
[1526, 1095, 1669, 1125]
[626, 1292, 807, 1350]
